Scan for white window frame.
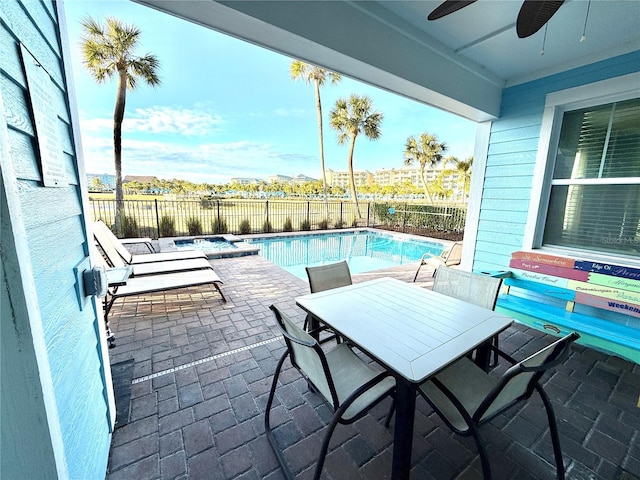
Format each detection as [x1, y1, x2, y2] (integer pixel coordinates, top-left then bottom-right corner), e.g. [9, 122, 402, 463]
[523, 72, 640, 263]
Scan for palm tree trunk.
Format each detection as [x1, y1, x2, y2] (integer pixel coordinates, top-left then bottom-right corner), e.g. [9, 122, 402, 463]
[347, 135, 361, 219]
[113, 68, 127, 231]
[419, 163, 434, 204]
[314, 81, 329, 220]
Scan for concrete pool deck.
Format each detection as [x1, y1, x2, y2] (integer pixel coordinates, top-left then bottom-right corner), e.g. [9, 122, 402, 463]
[105, 248, 639, 480]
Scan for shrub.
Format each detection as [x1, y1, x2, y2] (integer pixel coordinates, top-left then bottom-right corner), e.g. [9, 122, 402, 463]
[186, 216, 203, 235]
[283, 217, 293, 232]
[263, 220, 273, 233]
[300, 219, 311, 231]
[317, 218, 329, 230]
[334, 219, 344, 229]
[239, 219, 252, 234]
[159, 215, 176, 237]
[199, 195, 218, 209]
[351, 217, 359, 228]
[212, 216, 228, 234]
[121, 215, 138, 238]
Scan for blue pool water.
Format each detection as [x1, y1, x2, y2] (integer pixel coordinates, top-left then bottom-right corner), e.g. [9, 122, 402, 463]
[246, 231, 443, 279]
[174, 237, 237, 252]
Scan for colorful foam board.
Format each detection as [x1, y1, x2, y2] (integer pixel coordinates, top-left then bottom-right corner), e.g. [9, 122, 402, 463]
[509, 259, 589, 281]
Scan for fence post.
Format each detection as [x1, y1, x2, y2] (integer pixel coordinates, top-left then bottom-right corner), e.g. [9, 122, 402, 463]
[154, 199, 160, 239]
[265, 200, 269, 231]
[340, 202, 343, 227]
[366, 203, 370, 227]
[216, 199, 221, 232]
[306, 201, 310, 223]
[402, 202, 408, 233]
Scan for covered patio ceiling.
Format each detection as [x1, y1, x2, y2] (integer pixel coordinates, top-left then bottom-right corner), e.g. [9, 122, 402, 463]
[135, 0, 639, 122]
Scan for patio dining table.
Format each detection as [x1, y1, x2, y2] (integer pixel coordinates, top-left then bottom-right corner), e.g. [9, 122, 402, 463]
[296, 277, 514, 479]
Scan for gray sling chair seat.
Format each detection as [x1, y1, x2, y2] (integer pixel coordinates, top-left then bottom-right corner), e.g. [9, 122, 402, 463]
[432, 266, 503, 370]
[303, 261, 352, 341]
[93, 220, 206, 264]
[413, 241, 463, 281]
[265, 305, 396, 480]
[419, 332, 580, 480]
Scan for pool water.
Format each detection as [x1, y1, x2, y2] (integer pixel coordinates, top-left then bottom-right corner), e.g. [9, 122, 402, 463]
[247, 231, 443, 279]
[174, 237, 237, 252]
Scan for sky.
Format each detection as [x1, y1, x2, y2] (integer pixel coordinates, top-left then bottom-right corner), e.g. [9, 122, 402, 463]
[62, 0, 478, 185]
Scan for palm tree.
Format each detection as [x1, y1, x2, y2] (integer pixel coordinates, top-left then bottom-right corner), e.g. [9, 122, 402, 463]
[80, 16, 160, 222]
[329, 94, 383, 218]
[290, 61, 341, 218]
[403, 133, 447, 203]
[446, 156, 473, 203]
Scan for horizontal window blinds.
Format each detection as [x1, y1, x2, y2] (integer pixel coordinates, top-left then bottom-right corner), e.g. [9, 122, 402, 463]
[553, 98, 640, 180]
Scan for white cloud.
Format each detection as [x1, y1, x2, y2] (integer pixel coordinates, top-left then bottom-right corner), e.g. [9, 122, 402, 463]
[79, 134, 318, 184]
[78, 105, 226, 137]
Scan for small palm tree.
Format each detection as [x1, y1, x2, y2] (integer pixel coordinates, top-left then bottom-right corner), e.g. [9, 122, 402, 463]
[403, 133, 447, 204]
[290, 61, 341, 218]
[80, 16, 160, 221]
[329, 94, 383, 218]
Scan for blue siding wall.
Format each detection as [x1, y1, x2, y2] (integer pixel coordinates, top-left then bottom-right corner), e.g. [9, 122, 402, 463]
[473, 50, 640, 274]
[0, 0, 111, 478]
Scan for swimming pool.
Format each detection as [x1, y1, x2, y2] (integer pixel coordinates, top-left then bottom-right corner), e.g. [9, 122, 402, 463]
[246, 230, 444, 279]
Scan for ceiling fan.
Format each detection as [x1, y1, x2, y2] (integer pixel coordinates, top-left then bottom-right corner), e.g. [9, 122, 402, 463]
[427, 0, 566, 38]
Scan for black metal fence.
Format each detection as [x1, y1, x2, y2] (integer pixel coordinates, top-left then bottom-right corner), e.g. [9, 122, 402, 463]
[89, 199, 466, 240]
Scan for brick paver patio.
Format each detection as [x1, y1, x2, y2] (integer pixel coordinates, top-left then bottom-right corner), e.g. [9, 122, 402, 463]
[105, 254, 640, 480]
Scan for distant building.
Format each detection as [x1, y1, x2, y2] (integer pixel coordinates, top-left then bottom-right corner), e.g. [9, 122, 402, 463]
[123, 175, 156, 184]
[291, 173, 317, 183]
[326, 169, 373, 188]
[230, 177, 262, 185]
[267, 174, 292, 183]
[267, 173, 317, 183]
[86, 173, 115, 190]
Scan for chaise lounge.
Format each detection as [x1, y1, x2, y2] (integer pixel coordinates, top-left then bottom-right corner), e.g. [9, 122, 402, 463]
[93, 220, 207, 264]
[94, 221, 214, 276]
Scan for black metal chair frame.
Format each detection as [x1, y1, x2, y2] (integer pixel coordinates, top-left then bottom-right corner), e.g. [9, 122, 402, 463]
[265, 305, 395, 480]
[419, 332, 580, 480]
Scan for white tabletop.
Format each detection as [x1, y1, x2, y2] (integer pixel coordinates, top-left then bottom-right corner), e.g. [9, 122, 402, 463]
[296, 277, 513, 383]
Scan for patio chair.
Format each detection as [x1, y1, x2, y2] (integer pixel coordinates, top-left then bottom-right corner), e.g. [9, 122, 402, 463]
[93, 220, 206, 264]
[94, 222, 214, 276]
[432, 266, 503, 370]
[265, 305, 395, 480]
[413, 241, 463, 281]
[94, 219, 155, 252]
[303, 261, 352, 339]
[419, 332, 580, 480]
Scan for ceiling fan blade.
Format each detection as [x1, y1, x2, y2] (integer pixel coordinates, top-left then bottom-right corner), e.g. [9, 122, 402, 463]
[427, 0, 477, 21]
[516, 0, 565, 38]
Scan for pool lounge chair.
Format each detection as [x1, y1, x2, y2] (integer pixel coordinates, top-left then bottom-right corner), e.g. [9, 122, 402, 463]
[413, 241, 463, 281]
[95, 222, 214, 276]
[94, 219, 156, 251]
[94, 220, 206, 264]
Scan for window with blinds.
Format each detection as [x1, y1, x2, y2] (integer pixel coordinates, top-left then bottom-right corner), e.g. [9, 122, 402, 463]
[543, 97, 640, 257]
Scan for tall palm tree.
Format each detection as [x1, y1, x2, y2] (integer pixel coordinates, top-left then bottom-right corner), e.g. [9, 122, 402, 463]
[447, 156, 473, 203]
[290, 61, 341, 218]
[403, 133, 447, 203]
[329, 94, 383, 218]
[80, 16, 160, 221]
